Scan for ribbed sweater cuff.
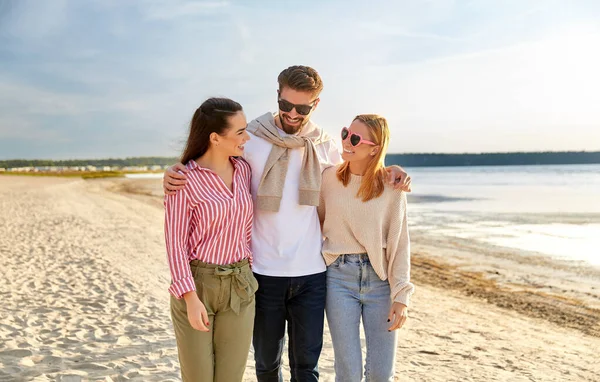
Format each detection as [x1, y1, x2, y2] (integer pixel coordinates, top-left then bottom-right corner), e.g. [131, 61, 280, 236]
[256, 195, 282, 212]
[298, 189, 320, 207]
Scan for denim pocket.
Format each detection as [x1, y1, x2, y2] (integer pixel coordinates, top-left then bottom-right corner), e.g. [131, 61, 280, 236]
[328, 256, 344, 269]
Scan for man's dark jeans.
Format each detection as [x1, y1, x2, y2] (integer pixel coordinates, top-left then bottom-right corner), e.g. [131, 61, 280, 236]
[253, 271, 327, 382]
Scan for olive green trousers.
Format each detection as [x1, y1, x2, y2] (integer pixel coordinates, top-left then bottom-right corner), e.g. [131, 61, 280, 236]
[170, 258, 258, 382]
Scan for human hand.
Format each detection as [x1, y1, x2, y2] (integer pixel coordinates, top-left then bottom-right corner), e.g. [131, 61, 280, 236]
[386, 166, 412, 192]
[163, 163, 188, 195]
[387, 302, 408, 331]
[183, 292, 210, 332]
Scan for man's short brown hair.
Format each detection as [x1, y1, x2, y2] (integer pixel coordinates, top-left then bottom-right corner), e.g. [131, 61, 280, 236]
[277, 65, 323, 98]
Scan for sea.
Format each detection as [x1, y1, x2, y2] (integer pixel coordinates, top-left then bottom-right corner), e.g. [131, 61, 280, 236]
[405, 164, 600, 266]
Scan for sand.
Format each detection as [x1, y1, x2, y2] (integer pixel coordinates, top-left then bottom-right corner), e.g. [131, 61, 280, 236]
[0, 175, 598, 381]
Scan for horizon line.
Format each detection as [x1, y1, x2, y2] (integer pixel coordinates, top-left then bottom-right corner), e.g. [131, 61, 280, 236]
[1, 150, 600, 162]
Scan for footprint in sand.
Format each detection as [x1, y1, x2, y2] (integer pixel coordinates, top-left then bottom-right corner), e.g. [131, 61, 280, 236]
[0, 349, 33, 358]
[40, 355, 64, 366]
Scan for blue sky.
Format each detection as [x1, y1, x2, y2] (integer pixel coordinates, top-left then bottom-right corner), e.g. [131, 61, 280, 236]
[1, 0, 600, 159]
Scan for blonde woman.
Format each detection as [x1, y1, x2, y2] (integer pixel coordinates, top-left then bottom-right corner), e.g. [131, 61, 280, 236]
[318, 115, 414, 382]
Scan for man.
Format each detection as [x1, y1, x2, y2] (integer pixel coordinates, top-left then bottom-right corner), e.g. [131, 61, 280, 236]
[163, 65, 411, 381]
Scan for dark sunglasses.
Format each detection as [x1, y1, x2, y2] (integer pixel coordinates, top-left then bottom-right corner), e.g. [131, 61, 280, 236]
[341, 127, 376, 147]
[278, 98, 316, 116]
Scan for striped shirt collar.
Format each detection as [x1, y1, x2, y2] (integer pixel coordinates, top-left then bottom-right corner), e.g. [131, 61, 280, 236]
[185, 156, 242, 172]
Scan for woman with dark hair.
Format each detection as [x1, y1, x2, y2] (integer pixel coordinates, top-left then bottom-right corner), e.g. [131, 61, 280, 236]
[164, 97, 257, 381]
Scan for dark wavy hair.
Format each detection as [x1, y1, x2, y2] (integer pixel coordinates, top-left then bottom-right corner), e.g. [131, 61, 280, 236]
[180, 97, 243, 164]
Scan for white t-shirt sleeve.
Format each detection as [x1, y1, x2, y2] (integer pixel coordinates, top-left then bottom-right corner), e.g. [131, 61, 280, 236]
[319, 139, 343, 173]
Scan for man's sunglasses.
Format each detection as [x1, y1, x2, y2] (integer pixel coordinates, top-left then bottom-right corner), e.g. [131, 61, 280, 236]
[278, 98, 316, 116]
[341, 127, 376, 147]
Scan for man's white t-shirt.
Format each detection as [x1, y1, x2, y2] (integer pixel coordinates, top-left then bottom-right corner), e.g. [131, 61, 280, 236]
[243, 118, 342, 277]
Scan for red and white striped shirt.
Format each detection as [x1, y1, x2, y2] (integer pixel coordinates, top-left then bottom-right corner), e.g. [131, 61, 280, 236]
[164, 157, 254, 299]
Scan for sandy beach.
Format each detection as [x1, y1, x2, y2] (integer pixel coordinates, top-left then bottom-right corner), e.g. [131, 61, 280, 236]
[0, 175, 599, 381]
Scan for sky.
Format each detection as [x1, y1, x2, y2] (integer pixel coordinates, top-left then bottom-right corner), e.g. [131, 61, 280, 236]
[1, 0, 600, 159]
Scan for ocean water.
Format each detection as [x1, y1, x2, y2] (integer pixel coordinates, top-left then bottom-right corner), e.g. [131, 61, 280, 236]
[127, 164, 600, 266]
[406, 164, 600, 266]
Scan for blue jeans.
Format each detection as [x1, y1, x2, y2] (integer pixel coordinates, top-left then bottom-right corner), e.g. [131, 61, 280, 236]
[253, 272, 327, 382]
[326, 254, 398, 382]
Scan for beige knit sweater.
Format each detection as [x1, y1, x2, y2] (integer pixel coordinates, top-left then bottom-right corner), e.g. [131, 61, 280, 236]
[317, 165, 415, 306]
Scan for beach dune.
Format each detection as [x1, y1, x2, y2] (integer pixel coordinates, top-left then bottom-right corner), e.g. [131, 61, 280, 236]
[0, 176, 598, 381]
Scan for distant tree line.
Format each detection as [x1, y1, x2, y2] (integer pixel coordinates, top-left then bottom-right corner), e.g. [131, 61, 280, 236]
[1, 151, 599, 169]
[0, 157, 179, 168]
[385, 151, 600, 167]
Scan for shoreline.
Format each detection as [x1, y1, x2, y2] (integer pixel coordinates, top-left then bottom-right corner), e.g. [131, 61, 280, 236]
[411, 236, 600, 338]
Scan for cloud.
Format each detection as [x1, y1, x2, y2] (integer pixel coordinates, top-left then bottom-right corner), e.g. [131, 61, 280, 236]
[142, 0, 230, 20]
[233, 17, 254, 65]
[356, 22, 462, 42]
[1, 0, 600, 158]
[315, 25, 600, 153]
[1, 0, 69, 41]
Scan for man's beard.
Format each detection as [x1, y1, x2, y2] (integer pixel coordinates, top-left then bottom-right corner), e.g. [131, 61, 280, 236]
[279, 113, 308, 135]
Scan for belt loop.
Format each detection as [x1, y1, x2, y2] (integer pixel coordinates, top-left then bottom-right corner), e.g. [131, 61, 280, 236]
[341, 254, 345, 265]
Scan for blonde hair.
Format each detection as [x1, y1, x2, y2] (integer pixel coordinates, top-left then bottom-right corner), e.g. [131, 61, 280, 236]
[336, 114, 390, 202]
